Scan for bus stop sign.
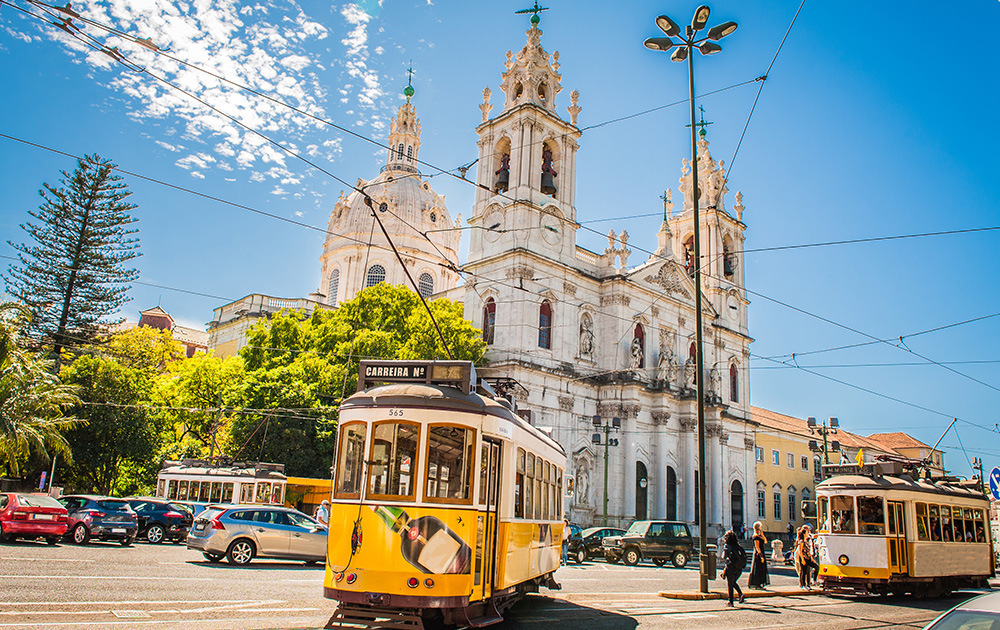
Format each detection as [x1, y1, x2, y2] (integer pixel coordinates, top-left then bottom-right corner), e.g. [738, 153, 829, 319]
[989, 467, 1000, 501]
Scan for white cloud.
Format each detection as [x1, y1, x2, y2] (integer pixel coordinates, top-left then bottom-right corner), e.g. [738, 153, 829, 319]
[155, 140, 180, 152]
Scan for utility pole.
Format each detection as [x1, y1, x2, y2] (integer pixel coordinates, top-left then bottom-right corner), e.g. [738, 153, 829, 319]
[972, 457, 986, 496]
[591, 415, 621, 527]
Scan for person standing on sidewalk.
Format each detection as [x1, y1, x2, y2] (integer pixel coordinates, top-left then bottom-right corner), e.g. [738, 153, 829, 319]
[794, 526, 817, 589]
[786, 522, 795, 544]
[747, 521, 770, 589]
[721, 530, 746, 607]
[561, 519, 571, 565]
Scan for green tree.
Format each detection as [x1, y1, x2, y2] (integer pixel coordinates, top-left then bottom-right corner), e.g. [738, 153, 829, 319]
[0, 303, 81, 476]
[4, 155, 140, 367]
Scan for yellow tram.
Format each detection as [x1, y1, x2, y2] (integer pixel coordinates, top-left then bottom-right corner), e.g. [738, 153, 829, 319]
[816, 465, 995, 597]
[324, 360, 565, 628]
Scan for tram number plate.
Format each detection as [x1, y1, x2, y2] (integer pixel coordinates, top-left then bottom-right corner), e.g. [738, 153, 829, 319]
[388, 409, 404, 417]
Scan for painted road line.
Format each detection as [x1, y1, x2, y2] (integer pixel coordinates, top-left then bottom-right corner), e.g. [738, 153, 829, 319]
[0, 557, 95, 562]
[0, 575, 216, 581]
[2, 600, 268, 606]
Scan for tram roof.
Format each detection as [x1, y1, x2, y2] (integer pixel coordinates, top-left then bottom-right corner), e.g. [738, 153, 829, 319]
[158, 463, 287, 480]
[342, 383, 565, 456]
[817, 474, 988, 501]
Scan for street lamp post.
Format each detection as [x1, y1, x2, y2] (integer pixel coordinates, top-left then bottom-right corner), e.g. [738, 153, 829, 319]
[644, 5, 737, 595]
[592, 415, 621, 527]
[807, 416, 840, 466]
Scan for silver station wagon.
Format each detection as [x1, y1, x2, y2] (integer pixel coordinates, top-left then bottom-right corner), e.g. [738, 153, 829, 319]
[186, 505, 327, 565]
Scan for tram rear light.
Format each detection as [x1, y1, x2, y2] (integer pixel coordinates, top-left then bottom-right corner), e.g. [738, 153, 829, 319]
[407, 577, 419, 588]
[346, 573, 357, 584]
[838, 554, 849, 565]
[424, 578, 435, 588]
[863, 570, 869, 576]
[334, 572, 344, 582]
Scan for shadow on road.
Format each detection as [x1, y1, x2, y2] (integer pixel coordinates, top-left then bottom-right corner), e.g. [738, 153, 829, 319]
[500, 594, 640, 630]
[187, 558, 326, 570]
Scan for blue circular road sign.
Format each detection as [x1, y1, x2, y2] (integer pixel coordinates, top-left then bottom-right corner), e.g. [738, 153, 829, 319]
[989, 467, 1000, 501]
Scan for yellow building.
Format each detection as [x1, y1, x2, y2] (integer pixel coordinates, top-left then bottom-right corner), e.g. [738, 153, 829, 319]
[751, 407, 821, 540]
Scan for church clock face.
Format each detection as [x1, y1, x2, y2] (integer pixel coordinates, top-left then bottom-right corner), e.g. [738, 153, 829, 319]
[726, 294, 739, 321]
[483, 211, 503, 242]
[541, 213, 560, 245]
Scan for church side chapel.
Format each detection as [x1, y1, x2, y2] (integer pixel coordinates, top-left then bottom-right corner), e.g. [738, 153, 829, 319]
[318, 9, 754, 535]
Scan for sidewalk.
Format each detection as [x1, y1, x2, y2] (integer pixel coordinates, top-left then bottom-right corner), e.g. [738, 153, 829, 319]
[659, 587, 817, 601]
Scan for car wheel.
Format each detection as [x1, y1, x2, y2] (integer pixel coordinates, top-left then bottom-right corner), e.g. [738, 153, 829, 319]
[672, 551, 688, 568]
[623, 548, 641, 566]
[202, 552, 224, 562]
[606, 555, 619, 564]
[120, 536, 135, 547]
[653, 558, 666, 567]
[146, 524, 165, 544]
[226, 539, 255, 565]
[575, 548, 586, 564]
[72, 523, 90, 545]
[46, 536, 59, 546]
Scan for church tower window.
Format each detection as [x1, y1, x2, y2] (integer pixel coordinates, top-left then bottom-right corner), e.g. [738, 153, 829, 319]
[407, 145, 413, 162]
[482, 298, 496, 344]
[418, 273, 434, 298]
[397, 143, 405, 160]
[366, 264, 386, 288]
[327, 269, 340, 306]
[538, 301, 552, 349]
[729, 363, 739, 402]
[540, 142, 558, 196]
[723, 236, 736, 278]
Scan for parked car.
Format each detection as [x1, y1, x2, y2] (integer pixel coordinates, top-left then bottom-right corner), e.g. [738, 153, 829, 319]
[187, 505, 327, 565]
[602, 520, 693, 567]
[571, 527, 626, 563]
[0, 493, 69, 544]
[922, 591, 1000, 629]
[124, 498, 193, 544]
[58, 495, 137, 545]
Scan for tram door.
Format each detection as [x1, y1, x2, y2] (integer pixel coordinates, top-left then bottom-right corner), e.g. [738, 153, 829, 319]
[887, 501, 908, 574]
[478, 440, 502, 601]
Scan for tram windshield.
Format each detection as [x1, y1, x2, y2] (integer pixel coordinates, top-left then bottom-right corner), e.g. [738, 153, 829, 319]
[830, 495, 855, 534]
[818, 497, 829, 532]
[369, 421, 419, 500]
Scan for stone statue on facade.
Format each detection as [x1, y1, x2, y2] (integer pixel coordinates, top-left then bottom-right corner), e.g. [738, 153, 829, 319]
[708, 366, 722, 399]
[657, 347, 676, 388]
[682, 357, 696, 390]
[579, 317, 594, 359]
[629, 336, 644, 371]
[575, 469, 589, 504]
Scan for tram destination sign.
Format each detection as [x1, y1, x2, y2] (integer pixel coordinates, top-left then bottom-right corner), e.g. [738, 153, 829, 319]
[358, 360, 475, 394]
[822, 461, 902, 478]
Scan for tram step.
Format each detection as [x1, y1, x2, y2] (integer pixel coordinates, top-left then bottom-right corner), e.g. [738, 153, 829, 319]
[325, 604, 423, 630]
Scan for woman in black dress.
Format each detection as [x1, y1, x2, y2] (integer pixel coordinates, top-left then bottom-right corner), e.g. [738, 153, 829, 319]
[747, 520, 770, 589]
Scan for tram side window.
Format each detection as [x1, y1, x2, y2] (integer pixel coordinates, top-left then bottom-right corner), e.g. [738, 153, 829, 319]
[556, 469, 563, 519]
[941, 506, 953, 542]
[178, 480, 190, 501]
[929, 505, 941, 540]
[857, 496, 885, 535]
[953, 509, 966, 543]
[525, 454, 535, 519]
[199, 482, 211, 503]
[222, 483, 234, 503]
[335, 422, 367, 498]
[515, 448, 525, 518]
[369, 421, 420, 500]
[210, 482, 222, 503]
[256, 482, 271, 503]
[974, 509, 986, 543]
[916, 503, 930, 541]
[190, 482, 200, 501]
[240, 483, 254, 503]
[167, 480, 178, 500]
[818, 497, 829, 532]
[479, 443, 489, 506]
[831, 495, 855, 534]
[534, 460, 542, 519]
[157, 480, 165, 498]
[425, 425, 475, 503]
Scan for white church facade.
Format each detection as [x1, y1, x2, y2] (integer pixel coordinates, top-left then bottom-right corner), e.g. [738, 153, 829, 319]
[314, 19, 755, 534]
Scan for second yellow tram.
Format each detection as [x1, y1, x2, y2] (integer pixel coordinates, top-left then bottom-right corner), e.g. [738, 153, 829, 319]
[324, 361, 565, 628]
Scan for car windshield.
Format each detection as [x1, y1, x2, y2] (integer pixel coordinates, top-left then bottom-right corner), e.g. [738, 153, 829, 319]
[581, 527, 603, 537]
[168, 503, 190, 514]
[98, 500, 131, 511]
[625, 521, 647, 535]
[928, 610, 1000, 630]
[18, 495, 62, 508]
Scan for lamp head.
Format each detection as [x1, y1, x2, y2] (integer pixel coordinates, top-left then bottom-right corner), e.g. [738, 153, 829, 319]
[808, 440, 819, 452]
[592, 433, 601, 445]
[807, 416, 817, 428]
[612, 417, 622, 429]
[831, 440, 841, 452]
[691, 5, 711, 32]
[592, 415, 601, 427]
[670, 46, 688, 62]
[829, 417, 839, 428]
[707, 20, 737, 41]
[643, 37, 675, 52]
[698, 41, 722, 55]
[655, 14, 682, 37]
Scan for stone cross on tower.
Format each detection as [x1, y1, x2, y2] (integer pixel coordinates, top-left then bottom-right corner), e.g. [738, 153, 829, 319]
[686, 105, 713, 138]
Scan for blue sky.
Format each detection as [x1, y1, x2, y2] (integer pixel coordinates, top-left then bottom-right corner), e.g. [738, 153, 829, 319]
[2, 1, 999, 481]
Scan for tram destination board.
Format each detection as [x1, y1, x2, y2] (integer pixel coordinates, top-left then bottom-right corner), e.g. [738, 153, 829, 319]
[358, 360, 475, 394]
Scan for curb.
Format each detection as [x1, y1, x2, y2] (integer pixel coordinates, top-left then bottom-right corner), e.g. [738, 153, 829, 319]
[659, 588, 819, 600]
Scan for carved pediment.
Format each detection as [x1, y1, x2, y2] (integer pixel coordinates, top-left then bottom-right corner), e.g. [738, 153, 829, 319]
[644, 263, 691, 299]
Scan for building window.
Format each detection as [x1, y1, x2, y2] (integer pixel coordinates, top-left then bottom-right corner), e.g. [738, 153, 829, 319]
[788, 489, 797, 524]
[773, 487, 782, 521]
[788, 452, 795, 469]
[801, 456, 809, 471]
[366, 264, 386, 288]
[397, 143, 404, 160]
[757, 488, 766, 519]
[666, 466, 677, 521]
[755, 446, 764, 462]
[771, 450, 780, 466]
[327, 268, 340, 306]
[538, 301, 552, 349]
[731, 480, 744, 531]
[694, 470, 700, 525]
[418, 272, 434, 298]
[729, 363, 739, 402]
[406, 145, 413, 162]
[482, 298, 496, 344]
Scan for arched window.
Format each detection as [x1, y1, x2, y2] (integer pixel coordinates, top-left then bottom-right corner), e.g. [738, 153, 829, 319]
[731, 480, 744, 531]
[635, 461, 648, 521]
[723, 237, 736, 278]
[418, 273, 434, 298]
[633, 324, 645, 368]
[773, 484, 782, 521]
[683, 236, 695, 277]
[729, 363, 739, 402]
[397, 143, 404, 160]
[756, 481, 766, 519]
[538, 301, 552, 349]
[788, 486, 797, 524]
[406, 145, 413, 162]
[482, 298, 496, 344]
[666, 466, 677, 521]
[327, 269, 340, 306]
[366, 265, 386, 288]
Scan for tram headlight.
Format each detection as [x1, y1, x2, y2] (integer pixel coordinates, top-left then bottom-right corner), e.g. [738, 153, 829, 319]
[407, 577, 420, 589]
[838, 554, 849, 566]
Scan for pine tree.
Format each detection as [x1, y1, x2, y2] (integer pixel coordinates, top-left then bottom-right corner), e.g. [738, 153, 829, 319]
[5, 155, 140, 367]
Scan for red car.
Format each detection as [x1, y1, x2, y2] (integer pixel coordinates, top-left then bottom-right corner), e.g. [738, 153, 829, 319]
[0, 493, 69, 545]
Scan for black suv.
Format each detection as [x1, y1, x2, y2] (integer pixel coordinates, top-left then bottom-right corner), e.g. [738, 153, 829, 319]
[125, 498, 193, 544]
[570, 527, 626, 563]
[602, 520, 693, 567]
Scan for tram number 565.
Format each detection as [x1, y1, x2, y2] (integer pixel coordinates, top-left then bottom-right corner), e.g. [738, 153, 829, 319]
[387, 409, 404, 417]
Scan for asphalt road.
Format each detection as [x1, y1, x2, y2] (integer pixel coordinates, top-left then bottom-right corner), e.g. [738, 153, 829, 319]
[0, 538, 989, 629]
